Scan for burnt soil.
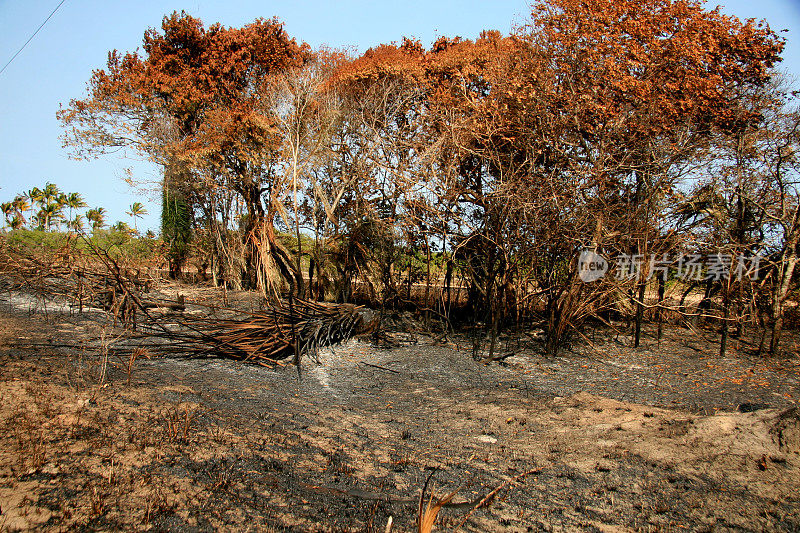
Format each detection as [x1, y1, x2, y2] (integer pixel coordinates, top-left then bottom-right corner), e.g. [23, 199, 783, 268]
[1, 285, 799, 532]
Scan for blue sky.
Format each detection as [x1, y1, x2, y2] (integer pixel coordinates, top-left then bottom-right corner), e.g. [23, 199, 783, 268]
[1, 0, 799, 233]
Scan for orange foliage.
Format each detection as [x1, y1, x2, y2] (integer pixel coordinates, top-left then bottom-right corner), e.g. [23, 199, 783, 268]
[332, 0, 783, 154]
[59, 11, 310, 165]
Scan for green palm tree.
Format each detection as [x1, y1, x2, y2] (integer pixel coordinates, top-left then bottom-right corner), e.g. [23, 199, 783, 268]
[28, 183, 65, 231]
[126, 201, 148, 233]
[67, 214, 86, 233]
[39, 202, 63, 231]
[112, 220, 135, 235]
[11, 195, 29, 227]
[31, 211, 45, 231]
[41, 182, 60, 204]
[27, 187, 42, 226]
[28, 187, 43, 204]
[10, 215, 24, 230]
[55, 194, 68, 231]
[65, 192, 87, 217]
[85, 207, 107, 234]
[0, 202, 12, 230]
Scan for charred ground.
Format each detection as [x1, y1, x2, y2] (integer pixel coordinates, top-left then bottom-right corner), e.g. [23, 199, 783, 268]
[1, 286, 799, 532]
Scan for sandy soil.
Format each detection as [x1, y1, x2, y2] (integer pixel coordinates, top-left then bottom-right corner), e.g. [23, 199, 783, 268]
[1, 287, 799, 532]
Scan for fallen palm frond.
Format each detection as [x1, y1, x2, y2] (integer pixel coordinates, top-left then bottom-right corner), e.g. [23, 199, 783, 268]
[136, 298, 379, 366]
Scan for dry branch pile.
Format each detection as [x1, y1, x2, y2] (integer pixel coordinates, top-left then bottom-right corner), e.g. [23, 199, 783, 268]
[1, 238, 378, 366]
[0, 238, 152, 322]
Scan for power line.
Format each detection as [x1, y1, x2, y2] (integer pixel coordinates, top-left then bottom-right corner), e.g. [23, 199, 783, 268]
[0, 0, 67, 77]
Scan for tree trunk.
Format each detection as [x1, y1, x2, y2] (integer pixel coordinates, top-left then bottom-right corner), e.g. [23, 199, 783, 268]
[770, 250, 798, 355]
[265, 222, 303, 297]
[656, 275, 666, 343]
[424, 234, 431, 327]
[719, 290, 729, 358]
[634, 279, 646, 348]
[545, 305, 560, 357]
[545, 294, 562, 357]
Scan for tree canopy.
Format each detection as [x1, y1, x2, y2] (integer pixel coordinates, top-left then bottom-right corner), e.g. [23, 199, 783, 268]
[57, 1, 799, 355]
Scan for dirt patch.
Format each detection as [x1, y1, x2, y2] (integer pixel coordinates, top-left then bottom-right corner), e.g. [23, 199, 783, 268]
[1, 290, 799, 531]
